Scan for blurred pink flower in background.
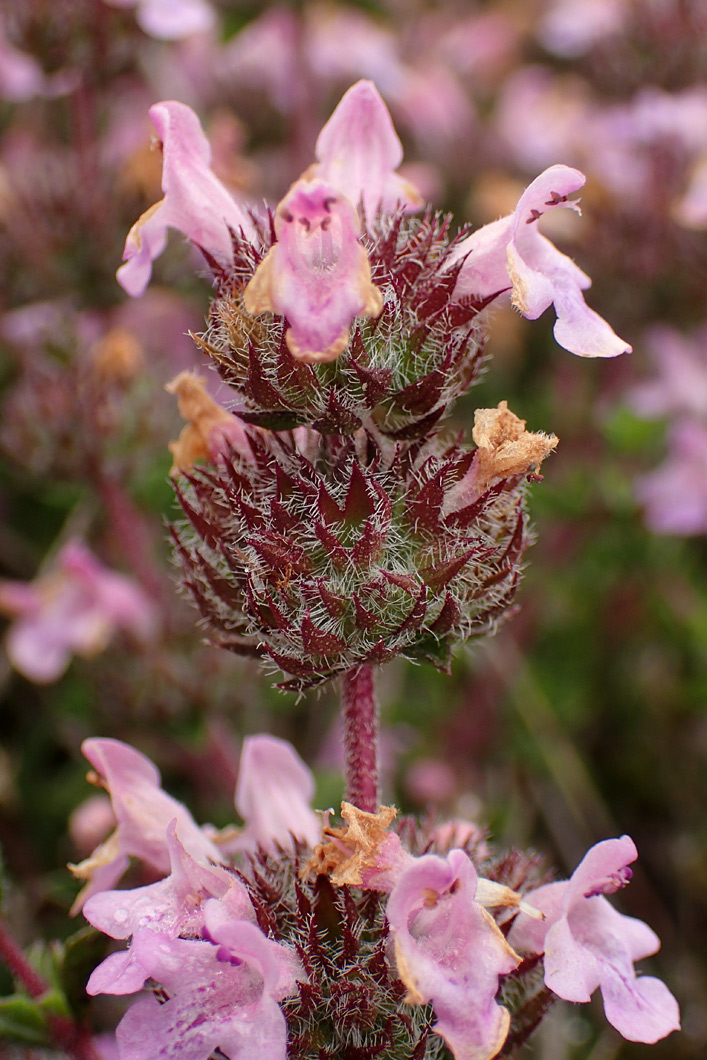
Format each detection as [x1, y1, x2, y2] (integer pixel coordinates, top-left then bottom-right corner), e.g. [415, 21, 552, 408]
[102, 0, 215, 40]
[537, 0, 628, 56]
[629, 325, 707, 420]
[0, 16, 77, 100]
[676, 155, 707, 228]
[635, 421, 707, 535]
[69, 794, 116, 857]
[628, 324, 707, 534]
[0, 541, 155, 684]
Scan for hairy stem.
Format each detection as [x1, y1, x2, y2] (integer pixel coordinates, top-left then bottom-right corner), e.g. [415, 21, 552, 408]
[0, 918, 100, 1060]
[341, 664, 379, 812]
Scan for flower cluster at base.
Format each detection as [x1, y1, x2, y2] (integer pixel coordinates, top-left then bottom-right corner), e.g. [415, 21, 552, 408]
[74, 737, 679, 1060]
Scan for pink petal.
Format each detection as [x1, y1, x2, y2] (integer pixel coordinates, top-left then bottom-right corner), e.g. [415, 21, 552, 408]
[118, 101, 254, 297]
[543, 915, 600, 1002]
[451, 216, 514, 301]
[87, 949, 149, 997]
[552, 279, 633, 358]
[507, 880, 567, 955]
[235, 735, 320, 850]
[203, 899, 303, 1000]
[74, 738, 221, 909]
[565, 835, 637, 905]
[511, 164, 585, 231]
[600, 969, 681, 1044]
[244, 178, 383, 363]
[314, 80, 421, 218]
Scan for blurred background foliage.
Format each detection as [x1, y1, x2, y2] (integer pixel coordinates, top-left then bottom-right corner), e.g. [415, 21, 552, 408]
[0, 0, 706, 1057]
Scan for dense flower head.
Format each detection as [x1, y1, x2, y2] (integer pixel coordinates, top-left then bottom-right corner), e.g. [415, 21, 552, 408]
[200, 208, 489, 438]
[171, 407, 555, 691]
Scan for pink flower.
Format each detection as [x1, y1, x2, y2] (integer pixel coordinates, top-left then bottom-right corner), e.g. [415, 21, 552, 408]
[112, 901, 302, 1060]
[0, 541, 155, 684]
[312, 80, 421, 219]
[70, 738, 222, 913]
[508, 836, 680, 1044]
[452, 165, 631, 359]
[629, 325, 707, 420]
[85, 822, 253, 997]
[0, 17, 77, 100]
[102, 0, 215, 40]
[634, 420, 707, 535]
[537, 0, 627, 57]
[386, 849, 520, 1060]
[118, 100, 254, 297]
[235, 734, 321, 851]
[0, 20, 46, 100]
[244, 177, 383, 363]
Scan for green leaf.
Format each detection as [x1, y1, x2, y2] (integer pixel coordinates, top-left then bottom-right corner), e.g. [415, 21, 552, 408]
[0, 994, 51, 1047]
[37, 987, 71, 1020]
[59, 927, 107, 1011]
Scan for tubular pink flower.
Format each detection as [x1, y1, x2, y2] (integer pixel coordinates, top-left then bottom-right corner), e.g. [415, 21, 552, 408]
[235, 734, 321, 851]
[117, 100, 254, 297]
[112, 903, 302, 1060]
[509, 836, 680, 1044]
[312, 79, 422, 219]
[70, 738, 222, 913]
[85, 822, 253, 997]
[0, 541, 155, 684]
[244, 177, 383, 363]
[452, 165, 631, 358]
[386, 849, 520, 1060]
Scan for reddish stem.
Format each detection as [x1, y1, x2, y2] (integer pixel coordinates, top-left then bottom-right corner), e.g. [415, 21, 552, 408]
[341, 664, 379, 812]
[0, 918, 101, 1060]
